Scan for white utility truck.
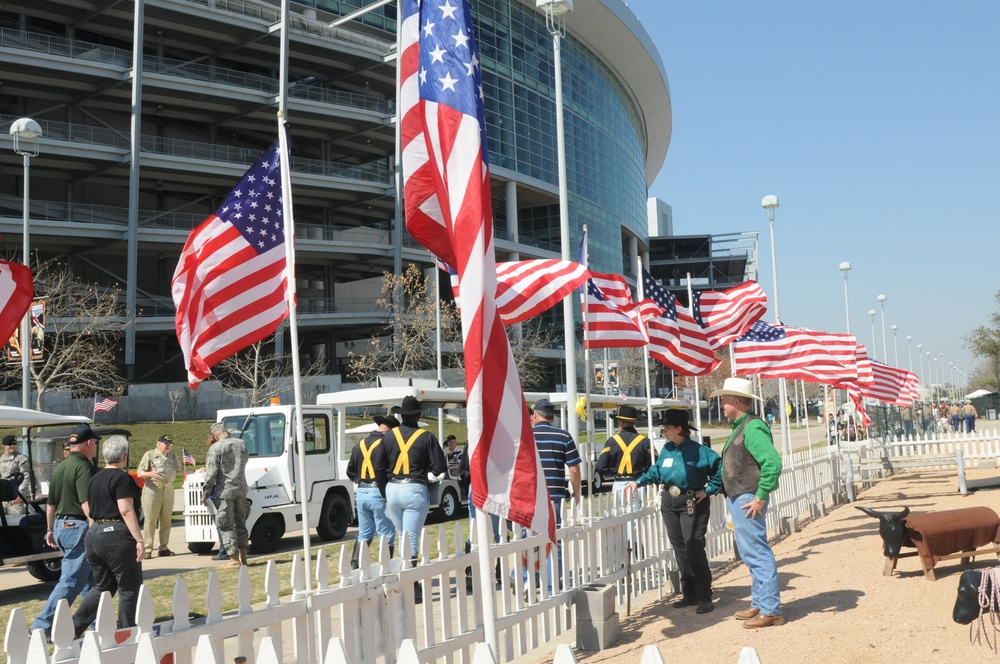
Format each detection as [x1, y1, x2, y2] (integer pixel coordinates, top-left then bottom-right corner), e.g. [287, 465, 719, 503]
[184, 386, 540, 553]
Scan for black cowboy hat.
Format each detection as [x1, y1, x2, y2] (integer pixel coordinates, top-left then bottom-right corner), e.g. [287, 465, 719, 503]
[661, 409, 698, 431]
[612, 405, 639, 422]
[373, 415, 400, 428]
[399, 396, 423, 415]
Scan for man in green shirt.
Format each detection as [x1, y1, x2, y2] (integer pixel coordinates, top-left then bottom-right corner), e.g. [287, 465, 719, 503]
[711, 378, 784, 629]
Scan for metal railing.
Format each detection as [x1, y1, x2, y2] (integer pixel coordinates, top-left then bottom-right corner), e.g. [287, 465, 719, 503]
[0, 27, 132, 67]
[0, 115, 130, 151]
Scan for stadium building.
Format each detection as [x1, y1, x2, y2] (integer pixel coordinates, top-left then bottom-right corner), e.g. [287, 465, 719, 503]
[0, 0, 688, 390]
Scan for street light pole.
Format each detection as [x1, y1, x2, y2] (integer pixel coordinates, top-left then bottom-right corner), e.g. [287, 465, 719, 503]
[891, 325, 898, 367]
[868, 310, 877, 361]
[918, 344, 924, 394]
[839, 261, 851, 334]
[9, 117, 43, 411]
[907, 335, 913, 373]
[877, 294, 887, 364]
[762, 195, 791, 459]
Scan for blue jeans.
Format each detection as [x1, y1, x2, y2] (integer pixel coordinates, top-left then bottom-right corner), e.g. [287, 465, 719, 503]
[356, 486, 395, 546]
[727, 493, 781, 616]
[32, 516, 94, 632]
[468, 487, 503, 544]
[522, 498, 563, 595]
[386, 482, 429, 558]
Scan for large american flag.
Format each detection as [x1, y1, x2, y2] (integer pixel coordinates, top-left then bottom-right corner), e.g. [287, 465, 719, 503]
[732, 321, 860, 384]
[640, 269, 719, 375]
[171, 141, 290, 388]
[0, 260, 34, 354]
[692, 281, 768, 350]
[400, 0, 553, 540]
[439, 258, 589, 326]
[845, 360, 920, 406]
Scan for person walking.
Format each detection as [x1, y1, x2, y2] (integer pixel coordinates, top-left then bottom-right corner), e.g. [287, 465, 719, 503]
[136, 434, 183, 558]
[201, 422, 249, 568]
[346, 414, 397, 569]
[963, 401, 978, 433]
[526, 397, 582, 595]
[596, 404, 652, 501]
[31, 425, 100, 638]
[380, 396, 447, 603]
[0, 434, 31, 515]
[71, 435, 144, 638]
[710, 377, 784, 629]
[627, 409, 722, 614]
[921, 402, 934, 436]
[949, 401, 962, 433]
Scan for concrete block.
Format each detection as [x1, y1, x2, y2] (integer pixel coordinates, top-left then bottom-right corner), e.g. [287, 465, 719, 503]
[575, 584, 615, 621]
[810, 503, 827, 519]
[979, 458, 997, 470]
[576, 614, 620, 651]
[780, 516, 798, 535]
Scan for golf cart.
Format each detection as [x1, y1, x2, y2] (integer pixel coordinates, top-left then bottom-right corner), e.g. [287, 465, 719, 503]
[0, 407, 92, 582]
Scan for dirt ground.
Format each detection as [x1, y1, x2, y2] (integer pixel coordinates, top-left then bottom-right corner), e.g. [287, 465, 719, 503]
[526, 467, 1000, 664]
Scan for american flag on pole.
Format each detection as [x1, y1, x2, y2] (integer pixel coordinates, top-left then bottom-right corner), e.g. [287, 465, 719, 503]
[691, 281, 768, 350]
[439, 258, 589, 326]
[640, 269, 719, 375]
[732, 321, 860, 384]
[171, 141, 290, 388]
[582, 277, 648, 349]
[0, 261, 33, 355]
[93, 396, 117, 413]
[846, 360, 920, 406]
[400, 0, 553, 540]
[182, 448, 196, 466]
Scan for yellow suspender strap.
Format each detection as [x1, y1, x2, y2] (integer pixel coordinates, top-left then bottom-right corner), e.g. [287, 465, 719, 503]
[359, 437, 380, 480]
[392, 428, 426, 475]
[613, 434, 646, 475]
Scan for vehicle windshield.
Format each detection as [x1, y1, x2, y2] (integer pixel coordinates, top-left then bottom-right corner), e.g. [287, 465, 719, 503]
[220, 414, 285, 458]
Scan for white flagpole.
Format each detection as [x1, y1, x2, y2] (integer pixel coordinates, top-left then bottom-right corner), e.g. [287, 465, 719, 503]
[685, 273, 703, 436]
[581, 225, 595, 522]
[802, 380, 814, 461]
[436, 266, 444, 441]
[635, 257, 654, 449]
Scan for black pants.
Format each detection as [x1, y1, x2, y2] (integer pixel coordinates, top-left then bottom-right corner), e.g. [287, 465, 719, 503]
[73, 522, 143, 637]
[661, 494, 712, 600]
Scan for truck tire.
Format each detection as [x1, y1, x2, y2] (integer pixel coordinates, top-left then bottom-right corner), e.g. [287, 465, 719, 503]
[26, 558, 61, 583]
[316, 493, 351, 541]
[438, 487, 459, 520]
[250, 515, 285, 554]
[592, 471, 605, 493]
[187, 541, 215, 554]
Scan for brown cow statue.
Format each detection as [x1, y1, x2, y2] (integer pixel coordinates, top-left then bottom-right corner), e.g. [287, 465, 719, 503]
[855, 505, 910, 558]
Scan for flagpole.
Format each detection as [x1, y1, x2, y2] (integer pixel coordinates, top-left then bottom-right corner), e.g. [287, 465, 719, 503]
[685, 273, 702, 436]
[636, 258, 655, 451]
[277, 109, 316, 662]
[581, 225, 595, 522]
[802, 380, 814, 461]
[436, 266, 444, 441]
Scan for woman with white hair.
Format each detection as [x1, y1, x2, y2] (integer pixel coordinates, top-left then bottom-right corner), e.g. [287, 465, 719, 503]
[71, 435, 144, 638]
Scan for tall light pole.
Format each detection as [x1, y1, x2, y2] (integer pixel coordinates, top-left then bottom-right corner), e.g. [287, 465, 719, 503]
[839, 261, 851, 333]
[538, 0, 578, 445]
[926, 351, 932, 398]
[891, 325, 898, 367]
[10, 117, 42, 411]
[877, 294, 888, 364]
[918, 344, 924, 393]
[939, 353, 945, 395]
[868, 309, 878, 360]
[762, 194, 791, 458]
[906, 335, 913, 373]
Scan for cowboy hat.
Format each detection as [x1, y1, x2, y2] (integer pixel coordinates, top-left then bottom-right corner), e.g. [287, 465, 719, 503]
[612, 405, 639, 422]
[709, 377, 761, 401]
[399, 395, 423, 415]
[372, 414, 400, 428]
[661, 408, 698, 431]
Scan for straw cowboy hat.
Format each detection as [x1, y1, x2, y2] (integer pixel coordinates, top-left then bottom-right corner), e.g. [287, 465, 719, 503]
[709, 377, 761, 401]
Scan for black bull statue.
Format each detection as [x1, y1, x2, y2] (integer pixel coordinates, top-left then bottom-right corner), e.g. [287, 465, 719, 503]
[855, 505, 911, 558]
[954, 569, 999, 625]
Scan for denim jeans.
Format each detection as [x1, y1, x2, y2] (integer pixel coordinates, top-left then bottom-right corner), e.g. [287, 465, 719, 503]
[522, 498, 563, 595]
[386, 482, 429, 558]
[727, 493, 781, 616]
[31, 516, 94, 632]
[356, 486, 395, 546]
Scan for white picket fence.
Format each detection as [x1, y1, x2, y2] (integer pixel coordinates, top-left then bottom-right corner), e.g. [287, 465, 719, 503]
[4, 455, 842, 664]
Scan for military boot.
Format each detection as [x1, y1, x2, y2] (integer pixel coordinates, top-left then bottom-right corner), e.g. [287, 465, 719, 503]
[225, 554, 243, 569]
[411, 556, 423, 604]
[238, 549, 248, 566]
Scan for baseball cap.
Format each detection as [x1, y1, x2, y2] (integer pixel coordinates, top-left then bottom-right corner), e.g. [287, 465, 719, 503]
[69, 425, 100, 443]
[158, 434, 174, 445]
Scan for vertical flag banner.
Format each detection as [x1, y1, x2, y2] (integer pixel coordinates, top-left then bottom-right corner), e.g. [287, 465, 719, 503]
[0, 262, 34, 362]
[171, 141, 291, 388]
[400, 0, 553, 540]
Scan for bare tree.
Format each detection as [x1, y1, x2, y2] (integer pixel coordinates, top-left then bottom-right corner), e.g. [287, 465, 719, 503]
[216, 337, 327, 407]
[507, 322, 557, 391]
[182, 385, 202, 419]
[348, 264, 460, 384]
[14, 260, 129, 411]
[169, 389, 184, 423]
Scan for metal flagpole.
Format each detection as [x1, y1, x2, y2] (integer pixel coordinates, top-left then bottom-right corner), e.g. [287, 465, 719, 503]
[277, 0, 314, 659]
[802, 380, 813, 461]
[581, 225, 595, 522]
[436, 266, 444, 442]
[636, 258, 655, 454]
[685, 274, 703, 435]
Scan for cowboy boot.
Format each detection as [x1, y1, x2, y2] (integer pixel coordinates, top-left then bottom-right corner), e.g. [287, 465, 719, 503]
[350, 540, 362, 570]
[411, 556, 423, 604]
[239, 549, 248, 566]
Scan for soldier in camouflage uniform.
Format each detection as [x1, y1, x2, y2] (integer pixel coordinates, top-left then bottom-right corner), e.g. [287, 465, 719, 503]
[1, 435, 31, 515]
[201, 422, 249, 568]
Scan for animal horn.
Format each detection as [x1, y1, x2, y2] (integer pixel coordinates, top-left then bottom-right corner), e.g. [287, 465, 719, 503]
[854, 506, 880, 519]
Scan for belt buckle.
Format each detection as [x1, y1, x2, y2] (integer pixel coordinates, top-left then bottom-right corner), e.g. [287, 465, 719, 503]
[668, 485, 681, 497]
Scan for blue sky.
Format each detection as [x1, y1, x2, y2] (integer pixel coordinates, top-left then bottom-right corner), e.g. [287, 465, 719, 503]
[622, 1, 998, 387]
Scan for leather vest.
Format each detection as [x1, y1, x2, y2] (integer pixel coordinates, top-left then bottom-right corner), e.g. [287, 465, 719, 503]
[722, 414, 765, 497]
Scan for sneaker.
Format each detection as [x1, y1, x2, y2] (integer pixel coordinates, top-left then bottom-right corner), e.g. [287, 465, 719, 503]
[158, 549, 175, 557]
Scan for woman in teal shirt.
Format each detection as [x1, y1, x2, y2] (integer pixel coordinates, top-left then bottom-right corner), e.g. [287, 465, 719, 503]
[628, 409, 722, 614]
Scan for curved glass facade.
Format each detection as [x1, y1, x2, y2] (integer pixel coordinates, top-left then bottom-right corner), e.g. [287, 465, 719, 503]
[475, 0, 651, 273]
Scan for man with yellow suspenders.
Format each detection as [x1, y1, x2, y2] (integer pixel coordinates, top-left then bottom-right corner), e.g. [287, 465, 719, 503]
[596, 405, 653, 501]
[346, 414, 397, 569]
[380, 396, 447, 602]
